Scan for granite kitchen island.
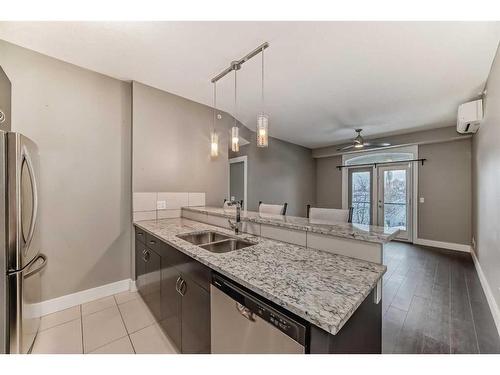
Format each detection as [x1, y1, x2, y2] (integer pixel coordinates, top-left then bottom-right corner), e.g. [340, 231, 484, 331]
[134, 217, 386, 353]
[182, 206, 400, 264]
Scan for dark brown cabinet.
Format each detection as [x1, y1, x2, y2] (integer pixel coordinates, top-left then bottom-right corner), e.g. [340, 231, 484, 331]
[136, 239, 162, 321]
[180, 276, 211, 353]
[143, 247, 161, 321]
[159, 254, 182, 349]
[135, 240, 147, 294]
[135, 226, 211, 354]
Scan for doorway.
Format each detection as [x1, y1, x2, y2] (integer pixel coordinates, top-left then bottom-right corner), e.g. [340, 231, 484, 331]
[343, 147, 416, 242]
[228, 156, 247, 210]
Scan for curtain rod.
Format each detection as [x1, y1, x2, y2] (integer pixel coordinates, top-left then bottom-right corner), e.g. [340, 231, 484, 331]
[336, 158, 427, 170]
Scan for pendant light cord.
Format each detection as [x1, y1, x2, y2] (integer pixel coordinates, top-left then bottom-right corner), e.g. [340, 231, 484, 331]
[261, 47, 265, 113]
[234, 69, 238, 128]
[213, 82, 217, 132]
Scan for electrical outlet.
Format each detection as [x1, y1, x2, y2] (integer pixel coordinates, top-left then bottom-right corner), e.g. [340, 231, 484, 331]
[157, 200, 166, 210]
[472, 237, 476, 250]
[419, 197, 425, 203]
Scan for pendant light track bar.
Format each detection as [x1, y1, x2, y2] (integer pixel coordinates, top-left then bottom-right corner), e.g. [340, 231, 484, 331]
[211, 42, 269, 83]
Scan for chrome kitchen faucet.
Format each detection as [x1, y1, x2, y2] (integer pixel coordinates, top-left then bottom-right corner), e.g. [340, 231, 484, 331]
[227, 200, 241, 235]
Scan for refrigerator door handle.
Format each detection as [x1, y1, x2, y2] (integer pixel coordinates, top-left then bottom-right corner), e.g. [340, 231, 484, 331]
[23, 254, 47, 279]
[21, 148, 39, 255]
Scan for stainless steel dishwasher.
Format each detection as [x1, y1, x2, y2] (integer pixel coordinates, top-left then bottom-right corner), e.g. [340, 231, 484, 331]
[210, 273, 306, 354]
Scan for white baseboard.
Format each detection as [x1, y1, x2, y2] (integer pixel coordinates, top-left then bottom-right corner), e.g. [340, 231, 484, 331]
[414, 238, 471, 253]
[39, 279, 132, 316]
[470, 250, 500, 337]
[129, 279, 138, 292]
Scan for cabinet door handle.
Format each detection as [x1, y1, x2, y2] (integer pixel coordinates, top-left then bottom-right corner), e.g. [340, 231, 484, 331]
[143, 250, 150, 262]
[137, 232, 144, 237]
[149, 240, 156, 245]
[175, 276, 182, 293]
[178, 278, 186, 296]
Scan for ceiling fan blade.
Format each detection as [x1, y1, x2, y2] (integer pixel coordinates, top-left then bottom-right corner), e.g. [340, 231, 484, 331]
[337, 144, 355, 151]
[369, 142, 391, 147]
[362, 142, 391, 149]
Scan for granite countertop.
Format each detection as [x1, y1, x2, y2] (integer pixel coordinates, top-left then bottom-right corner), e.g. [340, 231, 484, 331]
[182, 206, 400, 243]
[134, 217, 386, 335]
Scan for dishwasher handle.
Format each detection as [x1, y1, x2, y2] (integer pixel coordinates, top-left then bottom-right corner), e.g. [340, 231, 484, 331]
[236, 302, 255, 322]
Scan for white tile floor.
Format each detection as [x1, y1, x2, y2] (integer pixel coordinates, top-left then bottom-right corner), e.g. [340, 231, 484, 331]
[31, 290, 179, 354]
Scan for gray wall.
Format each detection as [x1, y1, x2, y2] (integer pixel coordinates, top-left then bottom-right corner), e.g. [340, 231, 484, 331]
[132, 81, 235, 205]
[472, 44, 500, 310]
[418, 139, 471, 244]
[315, 155, 343, 209]
[0, 66, 11, 132]
[313, 130, 472, 245]
[0, 40, 132, 300]
[230, 129, 316, 217]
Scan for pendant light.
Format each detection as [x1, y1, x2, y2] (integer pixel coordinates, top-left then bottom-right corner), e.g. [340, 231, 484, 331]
[231, 66, 240, 152]
[210, 82, 219, 158]
[257, 47, 269, 148]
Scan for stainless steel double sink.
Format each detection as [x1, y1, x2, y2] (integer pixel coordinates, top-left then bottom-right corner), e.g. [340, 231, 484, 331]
[176, 231, 256, 253]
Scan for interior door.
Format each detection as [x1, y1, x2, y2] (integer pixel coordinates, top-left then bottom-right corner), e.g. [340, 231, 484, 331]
[348, 167, 373, 225]
[377, 164, 412, 241]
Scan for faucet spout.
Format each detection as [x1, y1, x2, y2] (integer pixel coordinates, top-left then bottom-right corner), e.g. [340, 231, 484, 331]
[226, 200, 241, 235]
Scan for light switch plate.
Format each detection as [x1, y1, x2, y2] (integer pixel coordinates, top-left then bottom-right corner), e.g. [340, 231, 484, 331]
[419, 197, 425, 203]
[157, 200, 166, 210]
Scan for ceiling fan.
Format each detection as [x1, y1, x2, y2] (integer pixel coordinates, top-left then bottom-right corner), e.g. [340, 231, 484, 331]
[337, 129, 391, 151]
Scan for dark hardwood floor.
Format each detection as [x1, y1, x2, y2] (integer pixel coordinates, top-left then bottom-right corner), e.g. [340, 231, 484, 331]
[382, 241, 500, 354]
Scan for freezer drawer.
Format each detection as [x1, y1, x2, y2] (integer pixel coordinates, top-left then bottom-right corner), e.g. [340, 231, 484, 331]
[9, 254, 46, 354]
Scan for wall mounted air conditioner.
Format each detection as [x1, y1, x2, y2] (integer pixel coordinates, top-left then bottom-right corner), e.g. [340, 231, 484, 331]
[457, 99, 483, 134]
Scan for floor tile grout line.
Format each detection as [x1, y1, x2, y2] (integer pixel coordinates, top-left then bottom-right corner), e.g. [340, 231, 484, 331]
[87, 333, 131, 354]
[84, 294, 130, 354]
[464, 270, 481, 354]
[114, 294, 137, 354]
[39, 314, 82, 333]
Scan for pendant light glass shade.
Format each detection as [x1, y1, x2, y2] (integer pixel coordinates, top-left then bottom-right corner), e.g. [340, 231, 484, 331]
[257, 114, 269, 147]
[231, 126, 239, 152]
[210, 130, 219, 157]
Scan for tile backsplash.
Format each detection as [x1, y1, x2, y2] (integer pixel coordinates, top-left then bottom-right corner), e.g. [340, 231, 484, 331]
[133, 191, 205, 222]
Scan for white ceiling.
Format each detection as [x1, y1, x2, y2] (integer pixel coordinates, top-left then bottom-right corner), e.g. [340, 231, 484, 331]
[0, 21, 499, 148]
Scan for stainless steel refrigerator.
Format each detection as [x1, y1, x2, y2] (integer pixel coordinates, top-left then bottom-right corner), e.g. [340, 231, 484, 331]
[0, 68, 46, 353]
